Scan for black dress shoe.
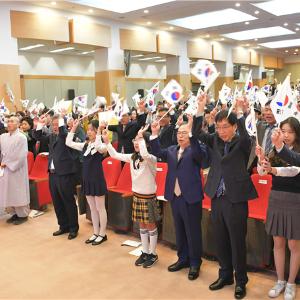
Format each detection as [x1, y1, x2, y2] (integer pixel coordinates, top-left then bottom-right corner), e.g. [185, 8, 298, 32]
[168, 260, 190, 272]
[13, 217, 28, 225]
[85, 234, 98, 244]
[188, 266, 200, 280]
[53, 229, 69, 236]
[68, 232, 78, 240]
[6, 214, 18, 224]
[235, 285, 246, 299]
[92, 235, 107, 245]
[209, 277, 234, 291]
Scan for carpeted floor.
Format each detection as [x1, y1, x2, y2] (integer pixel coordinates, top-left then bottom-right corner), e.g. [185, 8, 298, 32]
[0, 206, 285, 299]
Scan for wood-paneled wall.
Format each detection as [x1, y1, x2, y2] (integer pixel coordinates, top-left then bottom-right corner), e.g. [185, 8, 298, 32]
[232, 47, 250, 65]
[187, 40, 212, 59]
[69, 19, 111, 48]
[120, 28, 156, 52]
[0, 65, 22, 111]
[10, 10, 69, 42]
[157, 32, 180, 56]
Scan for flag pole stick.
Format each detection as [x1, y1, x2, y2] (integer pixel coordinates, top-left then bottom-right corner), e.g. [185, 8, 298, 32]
[156, 105, 174, 123]
[78, 109, 100, 122]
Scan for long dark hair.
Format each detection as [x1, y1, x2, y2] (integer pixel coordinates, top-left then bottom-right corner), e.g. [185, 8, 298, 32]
[280, 117, 300, 151]
[131, 132, 151, 169]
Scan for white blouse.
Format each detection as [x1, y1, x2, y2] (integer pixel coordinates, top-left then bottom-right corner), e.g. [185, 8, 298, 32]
[106, 138, 157, 195]
[66, 132, 107, 156]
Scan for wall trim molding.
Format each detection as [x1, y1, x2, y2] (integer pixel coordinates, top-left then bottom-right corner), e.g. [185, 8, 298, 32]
[20, 75, 95, 80]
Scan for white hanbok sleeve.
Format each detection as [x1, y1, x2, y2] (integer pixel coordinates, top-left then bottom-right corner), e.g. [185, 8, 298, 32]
[138, 138, 157, 164]
[66, 132, 85, 151]
[94, 135, 107, 154]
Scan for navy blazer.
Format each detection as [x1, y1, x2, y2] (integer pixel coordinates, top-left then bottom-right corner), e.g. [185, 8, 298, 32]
[277, 145, 300, 166]
[34, 125, 77, 176]
[150, 135, 208, 204]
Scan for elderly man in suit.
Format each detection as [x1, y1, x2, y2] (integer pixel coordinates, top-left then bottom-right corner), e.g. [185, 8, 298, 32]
[196, 95, 258, 300]
[108, 102, 146, 154]
[247, 100, 277, 171]
[149, 115, 208, 281]
[34, 114, 79, 240]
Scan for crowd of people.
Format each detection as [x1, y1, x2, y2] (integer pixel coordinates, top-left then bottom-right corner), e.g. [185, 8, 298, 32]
[0, 89, 299, 300]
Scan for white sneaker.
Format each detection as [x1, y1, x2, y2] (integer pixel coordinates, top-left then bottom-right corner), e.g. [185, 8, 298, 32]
[284, 283, 296, 300]
[268, 280, 286, 298]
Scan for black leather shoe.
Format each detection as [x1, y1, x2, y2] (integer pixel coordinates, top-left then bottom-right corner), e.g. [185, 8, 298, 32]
[168, 260, 190, 272]
[92, 235, 107, 245]
[53, 229, 69, 236]
[188, 266, 200, 280]
[6, 214, 18, 224]
[234, 285, 246, 299]
[68, 232, 78, 240]
[209, 278, 234, 291]
[13, 217, 28, 225]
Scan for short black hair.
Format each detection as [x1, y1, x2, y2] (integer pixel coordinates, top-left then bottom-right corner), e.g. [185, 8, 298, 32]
[265, 100, 272, 107]
[215, 110, 237, 125]
[90, 119, 99, 130]
[158, 107, 170, 117]
[21, 116, 33, 129]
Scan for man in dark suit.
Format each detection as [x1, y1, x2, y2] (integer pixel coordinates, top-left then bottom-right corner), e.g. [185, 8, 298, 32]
[34, 114, 79, 240]
[247, 100, 277, 171]
[149, 116, 208, 281]
[154, 107, 177, 149]
[108, 105, 146, 154]
[196, 95, 258, 299]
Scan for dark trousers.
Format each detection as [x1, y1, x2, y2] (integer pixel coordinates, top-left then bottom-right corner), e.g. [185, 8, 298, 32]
[211, 195, 248, 286]
[170, 195, 202, 267]
[49, 173, 79, 233]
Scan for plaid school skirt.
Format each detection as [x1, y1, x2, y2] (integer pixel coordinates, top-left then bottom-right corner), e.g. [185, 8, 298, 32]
[132, 192, 161, 224]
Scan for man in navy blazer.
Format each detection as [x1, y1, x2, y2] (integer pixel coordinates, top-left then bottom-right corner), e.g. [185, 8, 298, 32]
[149, 115, 208, 281]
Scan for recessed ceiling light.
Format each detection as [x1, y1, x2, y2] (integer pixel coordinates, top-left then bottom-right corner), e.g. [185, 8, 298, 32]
[220, 38, 225, 41]
[88, 9, 93, 13]
[296, 49, 299, 52]
[245, 21, 250, 25]
[152, 56, 161, 59]
[294, 52, 297, 55]
[131, 54, 144, 58]
[222, 26, 295, 41]
[68, 0, 175, 13]
[256, 46, 260, 49]
[144, 9, 149, 13]
[285, 50, 289, 52]
[166, 8, 257, 30]
[50, 47, 75, 53]
[147, 21, 152, 25]
[296, 27, 300, 31]
[252, 0, 300, 16]
[169, 26, 174, 30]
[19, 44, 45, 51]
[205, 34, 210, 38]
[155, 59, 166, 62]
[254, 10, 259, 14]
[235, 2, 240, 7]
[246, 43, 250, 46]
[259, 38, 300, 48]
[51, 1, 56, 5]
[284, 22, 288, 26]
[254, 38, 258, 41]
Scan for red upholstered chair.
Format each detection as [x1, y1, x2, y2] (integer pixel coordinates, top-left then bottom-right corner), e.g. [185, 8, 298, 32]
[248, 174, 272, 221]
[112, 141, 118, 151]
[29, 153, 52, 210]
[107, 162, 133, 231]
[156, 162, 168, 198]
[27, 151, 34, 175]
[102, 157, 122, 189]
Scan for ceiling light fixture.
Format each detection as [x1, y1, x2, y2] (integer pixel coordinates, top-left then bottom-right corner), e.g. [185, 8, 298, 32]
[19, 44, 45, 51]
[285, 50, 289, 52]
[144, 9, 149, 13]
[296, 27, 300, 31]
[235, 2, 240, 7]
[51, 1, 56, 5]
[147, 21, 152, 25]
[259, 38, 300, 48]
[88, 9, 93, 13]
[131, 54, 144, 58]
[166, 8, 256, 30]
[50, 47, 75, 53]
[155, 59, 166, 62]
[254, 10, 259, 14]
[252, 0, 300, 16]
[245, 21, 250, 25]
[139, 57, 154, 61]
[169, 26, 174, 30]
[222, 26, 294, 41]
[284, 22, 288, 26]
[205, 34, 210, 38]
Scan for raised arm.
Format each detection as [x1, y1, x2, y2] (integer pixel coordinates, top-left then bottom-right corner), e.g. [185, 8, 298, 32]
[137, 125, 157, 164]
[149, 121, 168, 161]
[101, 129, 131, 162]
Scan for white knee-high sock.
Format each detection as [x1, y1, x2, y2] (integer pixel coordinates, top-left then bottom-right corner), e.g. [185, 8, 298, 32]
[95, 196, 107, 237]
[149, 228, 158, 255]
[86, 196, 100, 235]
[140, 228, 149, 254]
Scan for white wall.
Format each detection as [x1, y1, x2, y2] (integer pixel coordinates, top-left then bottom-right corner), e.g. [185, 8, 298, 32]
[128, 62, 166, 79]
[19, 52, 95, 76]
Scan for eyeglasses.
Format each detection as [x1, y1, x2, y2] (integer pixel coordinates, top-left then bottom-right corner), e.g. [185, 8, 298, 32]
[177, 131, 188, 136]
[215, 125, 232, 131]
[281, 130, 295, 135]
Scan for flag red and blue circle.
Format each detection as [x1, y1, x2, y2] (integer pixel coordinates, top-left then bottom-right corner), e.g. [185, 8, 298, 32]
[276, 95, 289, 107]
[171, 91, 180, 101]
[205, 67, 212, 77]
